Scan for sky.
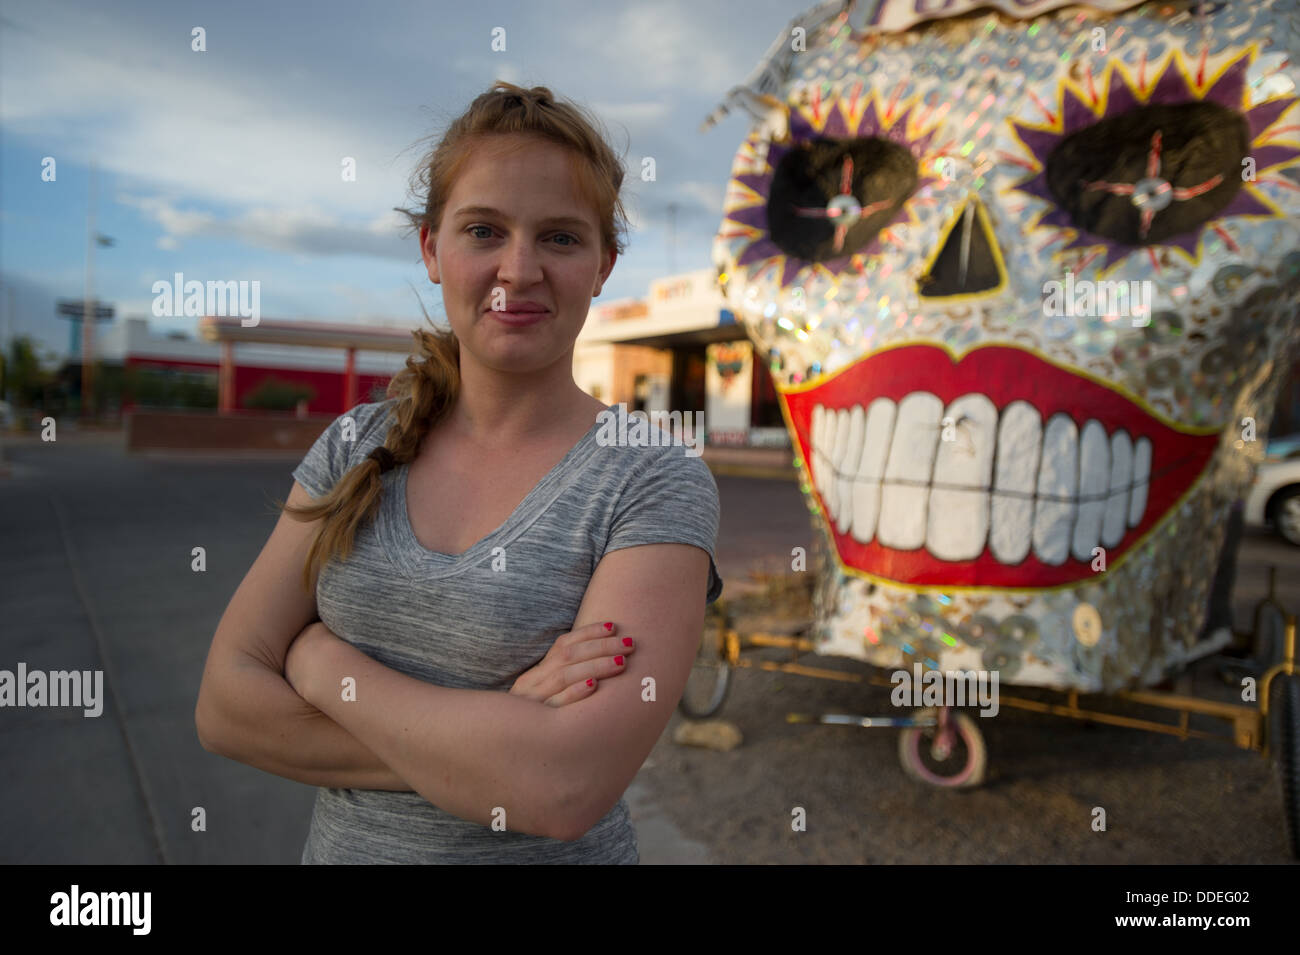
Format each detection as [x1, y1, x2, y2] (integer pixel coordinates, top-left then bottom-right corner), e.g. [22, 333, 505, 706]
[0, 0, 811, 364]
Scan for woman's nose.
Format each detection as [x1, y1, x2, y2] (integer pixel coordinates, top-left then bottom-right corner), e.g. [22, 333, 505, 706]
[495, 236, 544, 287]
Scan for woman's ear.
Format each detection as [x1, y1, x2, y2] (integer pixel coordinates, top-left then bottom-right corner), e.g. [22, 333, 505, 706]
[594, 247, 617, 295]
[420, 224, 440, 284]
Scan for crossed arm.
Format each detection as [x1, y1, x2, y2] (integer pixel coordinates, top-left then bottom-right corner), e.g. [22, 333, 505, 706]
[196, 481, 710, 841]
[282, 543, 707, 840]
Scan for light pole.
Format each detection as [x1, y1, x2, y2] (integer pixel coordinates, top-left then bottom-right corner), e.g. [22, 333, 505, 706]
[1, 281, 12, 403]
[80, 161, 114, 422]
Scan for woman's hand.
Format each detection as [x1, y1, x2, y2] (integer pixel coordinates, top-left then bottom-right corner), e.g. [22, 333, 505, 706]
[509, 621, 635, 707]
[284, 621, 336, 702]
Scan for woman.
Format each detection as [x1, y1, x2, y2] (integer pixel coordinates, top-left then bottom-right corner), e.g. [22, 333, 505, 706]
[194, 82, 723, 863]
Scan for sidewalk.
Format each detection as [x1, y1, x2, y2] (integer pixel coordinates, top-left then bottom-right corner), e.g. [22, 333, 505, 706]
[700, 444, 798, 481]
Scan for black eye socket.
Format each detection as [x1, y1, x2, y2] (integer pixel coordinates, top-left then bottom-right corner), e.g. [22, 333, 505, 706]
[1044, 102, 1248, 246]
[766, 137, 918, 263]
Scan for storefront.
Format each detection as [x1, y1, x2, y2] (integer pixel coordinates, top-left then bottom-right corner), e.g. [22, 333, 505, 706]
[575, 268, 789, 448]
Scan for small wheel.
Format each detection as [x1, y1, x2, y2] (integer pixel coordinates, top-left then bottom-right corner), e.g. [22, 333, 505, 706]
[1254, 603, 1286, 668]
[678, 612, 732, 718]
[898, 707, 988, 789]
[1273, 673, 1300, 859]
[1270, 488, 1300, 547]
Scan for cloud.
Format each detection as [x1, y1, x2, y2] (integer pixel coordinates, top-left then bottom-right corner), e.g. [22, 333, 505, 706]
[588, 99, 672, 140]
[117, 193, 416, 261]
[3, 8, 413, 217]
[675, 180, 726, 218]
[571, 1, 753, 95]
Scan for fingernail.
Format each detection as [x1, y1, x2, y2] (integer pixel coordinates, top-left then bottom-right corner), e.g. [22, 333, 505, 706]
[614, 655, 624, 666]
[586, 678, 594, 687]
[604, 622, 613, 631]
[622, 637, 633, 647]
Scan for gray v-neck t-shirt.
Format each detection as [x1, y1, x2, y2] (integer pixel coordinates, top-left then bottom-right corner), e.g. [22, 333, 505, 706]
[290, 397, 722, 863]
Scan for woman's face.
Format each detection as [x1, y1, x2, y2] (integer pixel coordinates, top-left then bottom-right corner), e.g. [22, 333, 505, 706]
[421, 133, 616, 376]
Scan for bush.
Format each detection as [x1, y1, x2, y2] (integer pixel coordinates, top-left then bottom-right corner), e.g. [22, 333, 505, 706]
[242, 376, 317, 411]
[123, 366, 218, 410]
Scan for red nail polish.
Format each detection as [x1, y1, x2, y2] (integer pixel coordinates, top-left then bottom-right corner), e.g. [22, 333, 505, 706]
[614, 655, 624, 666]
[622, 637, 633, 647]
[604, 622, 613, 631]
[586, 678, 594, 687]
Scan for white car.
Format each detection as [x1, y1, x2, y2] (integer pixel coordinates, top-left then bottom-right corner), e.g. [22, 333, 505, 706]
[1244, 434, 1300, 546]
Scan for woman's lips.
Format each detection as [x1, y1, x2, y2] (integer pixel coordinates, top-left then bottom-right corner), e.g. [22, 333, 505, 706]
[487, 308, 551, 326]
[780, 343, 1220, 588]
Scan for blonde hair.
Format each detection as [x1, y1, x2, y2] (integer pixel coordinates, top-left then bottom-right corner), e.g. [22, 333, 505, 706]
[284, 81, 629, 591]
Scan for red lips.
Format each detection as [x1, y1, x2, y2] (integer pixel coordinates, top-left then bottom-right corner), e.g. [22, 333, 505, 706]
[779, 343, 1221, 588]
[486, 300, 549, 313]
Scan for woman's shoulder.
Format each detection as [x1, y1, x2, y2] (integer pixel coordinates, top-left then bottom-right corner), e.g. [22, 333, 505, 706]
[592, 408, 713, 477]
[293, 398, 400, 496]
[588, 412, 718, 516]
[332, 396, 401, 445]
[344, 395, 401, 427]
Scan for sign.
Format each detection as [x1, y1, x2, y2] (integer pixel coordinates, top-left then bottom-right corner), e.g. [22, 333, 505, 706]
[56, 301, 115, 321]
[706, 340, 752, 444]
[749, 427, 791, 449]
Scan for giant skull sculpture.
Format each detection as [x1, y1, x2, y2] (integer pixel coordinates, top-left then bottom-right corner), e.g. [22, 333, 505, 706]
[707, 0, 1300, 691]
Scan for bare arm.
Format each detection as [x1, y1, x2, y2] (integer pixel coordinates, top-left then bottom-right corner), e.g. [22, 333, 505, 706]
[194, 480, 412, 791]
[289, 543, 710, 840]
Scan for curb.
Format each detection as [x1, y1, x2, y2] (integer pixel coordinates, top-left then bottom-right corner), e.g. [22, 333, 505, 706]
[703, 461, 800, 481]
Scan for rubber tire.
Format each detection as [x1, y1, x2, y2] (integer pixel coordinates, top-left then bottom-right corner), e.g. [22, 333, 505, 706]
[678, 625, 732, 719]
[1275, 674, 1300, 859]
[898, 708, 988, 789]
[1270, 487, 1300, 547]
[1254, 603, 1285, 668]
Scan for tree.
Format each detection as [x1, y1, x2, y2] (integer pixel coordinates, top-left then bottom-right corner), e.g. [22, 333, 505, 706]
[2, 336, 57, 407]
[243, 376, 317, 411]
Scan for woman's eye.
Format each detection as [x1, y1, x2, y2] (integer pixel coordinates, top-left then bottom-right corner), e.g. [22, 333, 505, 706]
[551, 233, 579, 247]
[467, 225, 494, 239]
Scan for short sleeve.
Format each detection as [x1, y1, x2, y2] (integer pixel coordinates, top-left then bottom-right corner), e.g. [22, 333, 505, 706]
[291, 399, 396, 498]
[603, 448, 724, 604]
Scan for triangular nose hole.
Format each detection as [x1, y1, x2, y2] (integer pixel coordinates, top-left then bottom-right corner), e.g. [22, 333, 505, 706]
[918, 199, 1006, 299]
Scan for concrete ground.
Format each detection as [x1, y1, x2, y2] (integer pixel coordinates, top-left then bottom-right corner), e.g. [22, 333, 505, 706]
[1, 426, 1298, 864]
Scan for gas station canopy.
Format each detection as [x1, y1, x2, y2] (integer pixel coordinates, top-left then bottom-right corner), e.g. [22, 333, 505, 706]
[197, 316, 416, 352]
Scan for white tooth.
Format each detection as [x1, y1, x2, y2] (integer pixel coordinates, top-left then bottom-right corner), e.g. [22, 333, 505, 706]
[1129, 437, 1151, 526]
[850, 397, 897, 543]
[878, 391, 944, 550]
[836, 405, 866, 534]
[812, 404, 824, 462]
[820, 407, 836, 520]
[1102, 431, 1133, 548]
[1071, 420, 1110, 562]
[1033, 414, 1078, 566]
[828, 408, 851, 523]
[926, 393, 997, 560]
[812, 405, 831, 506]
[989, 400, 1042, 564]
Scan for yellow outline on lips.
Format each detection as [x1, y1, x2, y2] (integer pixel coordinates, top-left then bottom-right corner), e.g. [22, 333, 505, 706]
[916, 196, 1009, 304]
[774, 338, 1222, 594]
[1005, 45, 1298, 278]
